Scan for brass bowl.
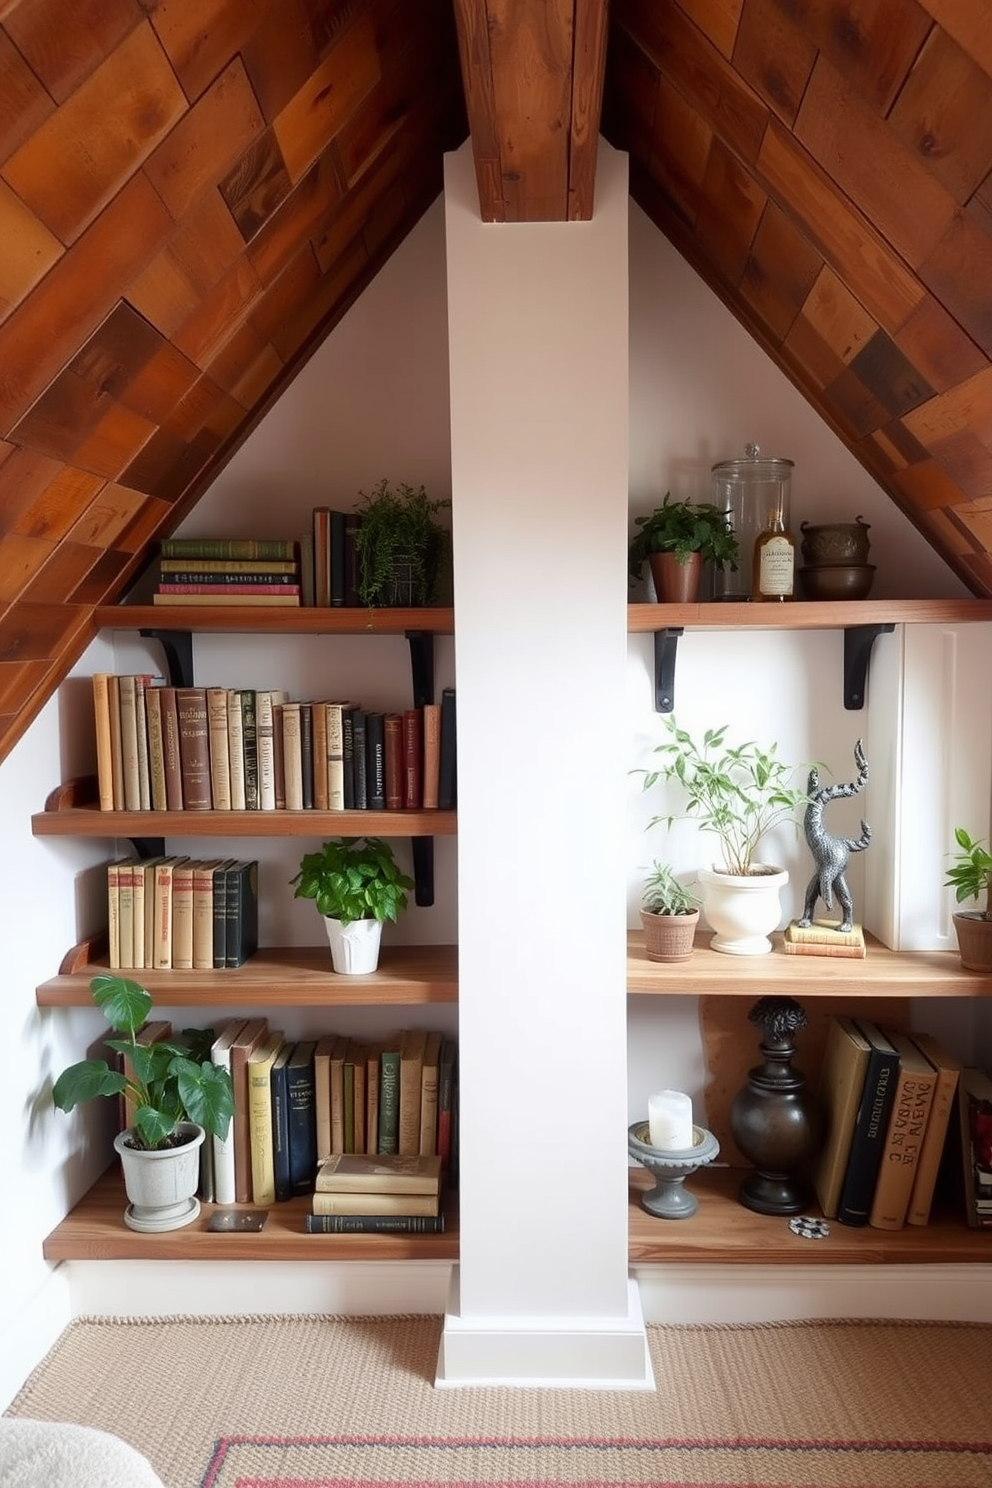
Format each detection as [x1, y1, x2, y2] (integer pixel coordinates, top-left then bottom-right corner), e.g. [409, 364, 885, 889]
[797, 564, 876, 601]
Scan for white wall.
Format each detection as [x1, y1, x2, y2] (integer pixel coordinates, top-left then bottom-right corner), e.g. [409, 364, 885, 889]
[3, 181, 981, 1403]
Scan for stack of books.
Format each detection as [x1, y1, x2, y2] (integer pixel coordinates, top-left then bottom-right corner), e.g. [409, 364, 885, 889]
[305, 1153, 444, 1233]
[152, 538, 301, 607]
[107, 856, 258, 970]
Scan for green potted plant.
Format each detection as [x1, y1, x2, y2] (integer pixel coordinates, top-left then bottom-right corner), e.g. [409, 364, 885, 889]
[353, 479, 451, 606]
[945, 827, 992, 971]
[291, 835, 414, 973]
[52, 974, 234, 1231]
[628, 493, 739, 602]
[639, 861, 700, 963]
[639, 716, 810, 955]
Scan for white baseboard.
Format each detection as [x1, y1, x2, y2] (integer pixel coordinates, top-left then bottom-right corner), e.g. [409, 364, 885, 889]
[0, 1270, 72, 1412]
[435, 1272, 655, 1389]
[634, 1263, 992, 1323]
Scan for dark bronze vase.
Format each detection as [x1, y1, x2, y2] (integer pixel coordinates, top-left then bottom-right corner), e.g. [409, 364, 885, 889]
[729, 996, 824, 1215]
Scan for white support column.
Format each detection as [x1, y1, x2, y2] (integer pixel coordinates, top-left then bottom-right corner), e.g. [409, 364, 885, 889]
[438, 139, 646, 1386]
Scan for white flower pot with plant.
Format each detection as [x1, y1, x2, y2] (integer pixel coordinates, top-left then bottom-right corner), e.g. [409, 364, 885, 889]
[291, 836, 414, 974]
[52, 975, 235, 1231]
[639, 718, 810, 955]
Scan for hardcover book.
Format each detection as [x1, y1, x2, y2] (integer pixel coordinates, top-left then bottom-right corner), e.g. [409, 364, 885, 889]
[868, 1030, 937, 1230]
[118, 674, 141, 811]
[326, 702, 350, 809]
[383, 713, 403, 809]
[270, 1041, 293, 1203]
[366, 712, 385, 809]
[906, 1032, 962, 1227]
[436, 1037, 457, 1174]
[224, 859, 259, 968]
[175, 687, 211, 809]
[304, 1213, 445, 1234]
[955, 1066, 992, 1229]
[281, 701, 304, 810]
[92, 673, 116, 811]
[813, 1015, 871, 1219]
[422, 702, 441, 809]
[159, 685, 183, 810]
[313, 1033, 337, 1161]
[351, 709, 368, 809]
[402, 708, 422, 809]
[108, 673, 124, 810]
[419, 1029, 442, 1157]
[377, 1045, 401, 1155]
[248, 1030, 285, 1206]
[315, 1152, 442, 1194]
[300, 701, 314, 809]
[438, 687, 456, 809]
[239, 689, 258, 810]
[310, 1189, 440, 1217]
[206, 687, 231, 810]
[210, 1018, 247, 1205]
[192, 858, 223, 971]
[226, 688, 247, 810]
[287, 1040, 318, 1195]
[398, 1028, 428, 1156]
[159, 538, 297, 560]
[836, 1020, 900, 1227]
[170, 857, 196, 971]
[144, 684, 168, 811]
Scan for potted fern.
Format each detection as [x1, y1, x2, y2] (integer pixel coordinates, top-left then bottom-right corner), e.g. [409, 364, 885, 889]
[640, 861, 700, 962]
[629, 493, 739, 602]
[639, 717, 810, 955]
[52, 974, 234, 1231]
[353, 479, 451, 606]
[291, 836, 414, 973]
[945, 827, 992, 971]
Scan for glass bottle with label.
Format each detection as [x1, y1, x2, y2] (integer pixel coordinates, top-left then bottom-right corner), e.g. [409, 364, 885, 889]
[752, 499, 796, 602]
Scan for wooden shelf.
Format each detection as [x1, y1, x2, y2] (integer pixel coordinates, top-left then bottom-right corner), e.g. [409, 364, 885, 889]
[628, 1165, 992, 1263]
[627, 930, 992, 997]
[32, 798, 456, 840]
[38, 943, 457, 1006]
[44, 1165, 988, 1266]
[627, 599, 992, 631]
[43, 1170, 458, 1262]
[94, 605, 455, 634]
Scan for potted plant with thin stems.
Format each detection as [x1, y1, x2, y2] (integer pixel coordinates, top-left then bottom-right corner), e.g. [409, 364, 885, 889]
[638, 717, 810, 955]
[629, 493, 739, 603]
[945, 827, 992, 972]
[639, 861, 700, 962]
[353, 479, 451, 607]
[52, 974, 234, 1231]
[291, 835, 414, 973]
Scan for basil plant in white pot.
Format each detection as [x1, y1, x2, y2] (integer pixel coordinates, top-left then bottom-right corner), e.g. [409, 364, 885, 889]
[639, 717, 810, 956]
[291, 836, 413, 974]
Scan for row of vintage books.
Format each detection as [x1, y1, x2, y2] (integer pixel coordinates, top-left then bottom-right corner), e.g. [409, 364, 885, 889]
[813, 1015, 992, 1231]
[92, 672, 457, 813]
[176, 1019, 458, 1226]
[152, 537, 303, 607]
[108, 857, 258, 972]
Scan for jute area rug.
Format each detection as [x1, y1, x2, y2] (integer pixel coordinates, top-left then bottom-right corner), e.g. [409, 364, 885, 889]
[6, 1314, 992, 1488]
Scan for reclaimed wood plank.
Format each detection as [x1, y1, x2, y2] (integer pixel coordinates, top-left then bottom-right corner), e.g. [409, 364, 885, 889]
[273, 12, 380, 183]
[568, 0, 608, 221]
[149, 0, 270, 102]
[144, 57, 266, 220]
[919, 213, 992, 361]
[219, 127, 293, 241]
[0, 27, 56, 166]
[126, 189, 247, 337]
[776, 0, 931, 113]
[916, 0, 992, 90]
[1, 23, 187, 244]
[0, 179, 62, 321]
[451, 0, 504, 220]
[740, 200, 822, 339]
[696, 138, 766, 285]
[241, 0, 319, 123]
[801, 265, 878, 366]
[3, 0, 141, 103]
[731, 0, 814, 125]
[11, 466, 103, 543]
[889, 27, 992, 204]
[894, 295, 989, 395]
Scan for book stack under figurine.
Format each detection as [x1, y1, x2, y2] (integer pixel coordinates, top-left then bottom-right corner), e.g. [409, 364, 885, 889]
[152, 538, 302, 607]
[305, 1153, 445, 1233]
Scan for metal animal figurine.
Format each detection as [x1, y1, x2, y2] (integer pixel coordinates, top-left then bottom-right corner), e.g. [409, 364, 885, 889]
[797, 740, 871, 934]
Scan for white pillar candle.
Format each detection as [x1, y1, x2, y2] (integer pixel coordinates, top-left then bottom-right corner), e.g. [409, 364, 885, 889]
[648, 1089, 693, 1150]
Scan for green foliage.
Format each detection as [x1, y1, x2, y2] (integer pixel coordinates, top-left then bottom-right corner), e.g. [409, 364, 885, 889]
[639, 716, 810, 877]
[51, 975, 234, 1151]
[291, 836, 413, 926]
[641, 861, 700, 916]
[628, 493, 739, 580]
[353, 479, 451, 606]
[945, 827, 992, 920]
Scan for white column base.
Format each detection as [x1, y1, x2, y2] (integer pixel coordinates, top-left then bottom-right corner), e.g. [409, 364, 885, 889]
[634, 1263, 992, 1323]
[435, 1271, 654, 1389]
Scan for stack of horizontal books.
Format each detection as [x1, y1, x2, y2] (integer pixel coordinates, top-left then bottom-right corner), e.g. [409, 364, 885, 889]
[305, 1152, 444, 1234]
[153, 538, 301, 606]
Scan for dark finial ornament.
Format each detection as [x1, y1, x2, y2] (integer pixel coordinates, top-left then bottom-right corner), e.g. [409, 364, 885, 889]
[730, 996, 824, 1215]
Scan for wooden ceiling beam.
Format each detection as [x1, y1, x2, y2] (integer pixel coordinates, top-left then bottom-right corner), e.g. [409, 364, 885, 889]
[452, 0, 609, 221]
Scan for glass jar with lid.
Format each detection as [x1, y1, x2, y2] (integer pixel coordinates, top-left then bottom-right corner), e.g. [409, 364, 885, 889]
[710, 443, 794, 601]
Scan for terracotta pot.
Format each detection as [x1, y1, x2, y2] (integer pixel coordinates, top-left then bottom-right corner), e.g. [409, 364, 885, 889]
[640, 907, 699, 962]
[952, 912, 992, 972]
[648, 551, 702, 603]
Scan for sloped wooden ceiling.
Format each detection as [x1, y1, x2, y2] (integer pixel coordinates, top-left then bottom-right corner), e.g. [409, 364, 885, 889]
[2, 0, 992, 773]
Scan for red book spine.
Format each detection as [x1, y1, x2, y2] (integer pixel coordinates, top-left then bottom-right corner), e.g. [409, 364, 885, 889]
[383, 714, 403, 809]
[402, 709, 422, 809]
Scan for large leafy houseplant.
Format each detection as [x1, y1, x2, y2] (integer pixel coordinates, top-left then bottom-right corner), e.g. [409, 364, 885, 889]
[353, 479, 451, 606]
[52, 975, 234, 1151]
[640, 716, 810, 877]
[291, 836, 413, 925]
[628, 493, 739, 580]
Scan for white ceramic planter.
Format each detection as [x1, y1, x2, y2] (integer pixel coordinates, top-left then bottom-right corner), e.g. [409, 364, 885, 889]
[699, 865, 789, 956]
[113, 1122, 204, 1232]
[323, 915, 384, 974]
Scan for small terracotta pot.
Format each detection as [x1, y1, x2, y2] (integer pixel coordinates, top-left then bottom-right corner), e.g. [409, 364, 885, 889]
[952, 912, 992, 972]
[640, 907, 699, 962]
[648, 551, 702, 603]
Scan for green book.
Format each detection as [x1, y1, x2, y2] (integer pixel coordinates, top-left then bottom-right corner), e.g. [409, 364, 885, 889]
[239, 689, 258, 810]
[377, 1047, 401, 1155]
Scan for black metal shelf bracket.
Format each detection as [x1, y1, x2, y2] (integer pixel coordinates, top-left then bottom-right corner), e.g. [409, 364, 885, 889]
[140, 628, 194, 688]
[843, 623, 894, 710]
[129, 837, 166, 860]
[653, 627, 684, 713]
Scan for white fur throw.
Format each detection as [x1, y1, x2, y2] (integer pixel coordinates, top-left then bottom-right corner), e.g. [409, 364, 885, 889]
[0, 1418, 165, 1487]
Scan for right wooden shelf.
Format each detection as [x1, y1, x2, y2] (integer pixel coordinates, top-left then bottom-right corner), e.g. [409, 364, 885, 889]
[627, 931, 992, 998]
[627, 598, 992, 630]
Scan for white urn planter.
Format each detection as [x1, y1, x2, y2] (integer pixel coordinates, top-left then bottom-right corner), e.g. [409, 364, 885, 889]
[699, 865, 789, 956]
[323, 915, 384, 974]
[113, 1122, 204, 1232]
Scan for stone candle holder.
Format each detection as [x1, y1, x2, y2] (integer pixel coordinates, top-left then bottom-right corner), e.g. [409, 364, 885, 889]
[628, 1121, 720, 1219]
